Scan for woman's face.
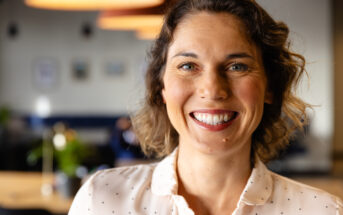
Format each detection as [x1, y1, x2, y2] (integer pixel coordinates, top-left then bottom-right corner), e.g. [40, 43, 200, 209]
[162, 12, 272, 155]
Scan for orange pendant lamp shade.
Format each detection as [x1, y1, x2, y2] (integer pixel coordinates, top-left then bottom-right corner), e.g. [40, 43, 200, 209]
[97, 5, 164, 31]
[136, 26, 161, 40]
[25, 0, 164, 11]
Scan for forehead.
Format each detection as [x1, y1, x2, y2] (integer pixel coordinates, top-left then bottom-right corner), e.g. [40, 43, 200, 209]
[178, 11, 246, 33]
[168, 11, 257, 58]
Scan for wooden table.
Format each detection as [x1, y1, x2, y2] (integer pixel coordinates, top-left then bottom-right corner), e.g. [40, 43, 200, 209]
[0, 171, 73, 214]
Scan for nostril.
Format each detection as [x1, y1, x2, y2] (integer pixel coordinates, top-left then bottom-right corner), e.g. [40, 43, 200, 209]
[217, 89, 229, 100]
[197, 83, 229, 100]
[198, 88, 206, 99]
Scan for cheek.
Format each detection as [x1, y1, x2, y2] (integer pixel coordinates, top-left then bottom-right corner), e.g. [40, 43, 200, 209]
[163, 77, 192, 134]
[164, 79, 190, 105]
[234, 78, 267, 107]
[163, 74, 192, 119]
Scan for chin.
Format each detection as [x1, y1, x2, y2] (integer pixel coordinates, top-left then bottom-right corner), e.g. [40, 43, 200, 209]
[183, 134, 251, 157]
[192, 137, 234, 154]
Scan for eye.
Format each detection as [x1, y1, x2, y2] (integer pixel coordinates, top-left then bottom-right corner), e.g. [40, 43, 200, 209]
[227, 63, 249, 72]
[178, 62, 197, 72]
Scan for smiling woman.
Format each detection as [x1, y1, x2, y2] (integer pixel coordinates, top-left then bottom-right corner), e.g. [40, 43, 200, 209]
[161, 12, 271, 159]
[69, 0, 343, 215]
[135, 5, 306, 163]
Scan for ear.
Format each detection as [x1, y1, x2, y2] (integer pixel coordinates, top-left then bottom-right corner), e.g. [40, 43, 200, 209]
[161, 88, 166, 104]
[264, 91, 273, 104]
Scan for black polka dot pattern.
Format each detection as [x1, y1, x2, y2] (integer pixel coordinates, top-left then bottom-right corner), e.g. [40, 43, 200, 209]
[68, 149, 343, 215]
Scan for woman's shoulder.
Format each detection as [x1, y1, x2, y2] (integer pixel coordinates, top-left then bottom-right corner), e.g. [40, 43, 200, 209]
[89, 162, 157, 191]
[269, 171, 343, 214]
[93, 162, 156, 179]
[68, 163, 158, 215]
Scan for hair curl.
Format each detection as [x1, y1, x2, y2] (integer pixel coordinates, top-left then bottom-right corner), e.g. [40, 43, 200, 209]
[132, 0, 310, 162]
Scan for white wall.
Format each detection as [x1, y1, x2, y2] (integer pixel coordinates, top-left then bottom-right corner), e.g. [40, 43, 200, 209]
[258, 0, 333, 170]
[0, 0, 151, 116]
[258, 0, 333, 141]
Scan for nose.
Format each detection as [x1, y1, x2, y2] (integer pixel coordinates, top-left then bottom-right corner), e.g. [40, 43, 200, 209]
[197, 68, 230, 100]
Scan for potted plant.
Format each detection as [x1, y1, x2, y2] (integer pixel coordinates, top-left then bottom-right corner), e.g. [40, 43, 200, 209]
[54, 128, 90, 198]
[28, 123, 90, 198]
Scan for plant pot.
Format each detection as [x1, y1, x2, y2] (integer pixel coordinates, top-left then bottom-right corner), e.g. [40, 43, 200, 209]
[55, 172, 81, 198]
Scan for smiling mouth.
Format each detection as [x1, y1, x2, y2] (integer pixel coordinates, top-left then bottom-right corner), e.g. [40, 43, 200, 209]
[192, 111, 237, 125]
[190, 111, 238, 126]
[190, 110, 238, 131]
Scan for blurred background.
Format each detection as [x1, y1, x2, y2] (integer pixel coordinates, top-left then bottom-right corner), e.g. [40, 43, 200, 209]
[0, 0, 342, 214]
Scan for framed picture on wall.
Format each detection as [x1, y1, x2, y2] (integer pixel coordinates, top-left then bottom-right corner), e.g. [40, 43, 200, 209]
[71, 58, 90, 81]
[104, 60, 125, 77]
[32, 58, 59, 91]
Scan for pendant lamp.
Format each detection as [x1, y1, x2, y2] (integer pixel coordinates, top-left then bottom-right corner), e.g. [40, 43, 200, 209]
[135, 26, 161, 40]
[97, 4, 164, 31]
[25, 0, 164, 11]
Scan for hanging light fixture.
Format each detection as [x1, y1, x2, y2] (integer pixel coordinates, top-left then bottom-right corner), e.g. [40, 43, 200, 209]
[97, 4, 164, 31]
[25, 0, 164, 11]
[135, 26, 161, 40]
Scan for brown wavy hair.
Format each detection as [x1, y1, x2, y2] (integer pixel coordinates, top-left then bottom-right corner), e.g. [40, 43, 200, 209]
[131, 0, 310, 162]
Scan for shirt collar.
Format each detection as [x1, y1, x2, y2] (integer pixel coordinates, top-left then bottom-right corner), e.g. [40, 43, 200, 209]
[239, 158, 273, 205]
[151, 148, 179, 196]
[151, 148, 273, 206]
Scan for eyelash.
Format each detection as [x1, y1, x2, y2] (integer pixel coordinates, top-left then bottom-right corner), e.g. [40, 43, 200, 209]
[177, 62, 249, 73]
[178, 62, 197, 72]
[226, 63, 249, 72]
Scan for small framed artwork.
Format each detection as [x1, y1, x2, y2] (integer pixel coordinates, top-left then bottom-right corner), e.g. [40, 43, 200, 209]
[104, 60, 125, 77]
[32, 58, 59, 91]
[72, 59, 90, 81]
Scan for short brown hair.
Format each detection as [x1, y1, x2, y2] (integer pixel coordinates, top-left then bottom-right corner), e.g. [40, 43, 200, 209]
[132, 0, 310, 162]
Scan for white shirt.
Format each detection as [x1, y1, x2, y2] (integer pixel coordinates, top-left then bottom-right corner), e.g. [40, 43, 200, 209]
[69, 149, 343, 215]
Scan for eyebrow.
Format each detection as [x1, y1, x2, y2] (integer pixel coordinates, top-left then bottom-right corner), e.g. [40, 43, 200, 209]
[172, 52, 198, 58]
[172, 52, 254, 60]
[226, 52, 254, 60]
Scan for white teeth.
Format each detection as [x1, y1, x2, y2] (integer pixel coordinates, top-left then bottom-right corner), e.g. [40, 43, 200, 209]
[219, 114, 223, 122]
[193, 112, 235, 125]
[224, 114, 228, 122]
[213, 115, 219, 125]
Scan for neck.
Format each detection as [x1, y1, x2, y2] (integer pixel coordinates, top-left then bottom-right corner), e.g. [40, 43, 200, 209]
[177, 140, 252, 215]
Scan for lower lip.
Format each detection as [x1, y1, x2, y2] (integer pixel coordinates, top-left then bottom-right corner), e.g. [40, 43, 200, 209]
[191, 115, 237, 131]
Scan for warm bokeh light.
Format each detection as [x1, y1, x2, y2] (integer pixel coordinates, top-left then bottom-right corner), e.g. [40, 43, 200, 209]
[53, 133, 67, 151]
[98, 14, 163, 31]
[135, 26, 161, 40]
[25, 0, 164, 11]
[97, 3, 164, 31]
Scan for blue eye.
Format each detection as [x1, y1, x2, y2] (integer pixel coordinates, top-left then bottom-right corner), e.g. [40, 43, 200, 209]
[179, 63, 196, 71]
[228, 63, 248, 72]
